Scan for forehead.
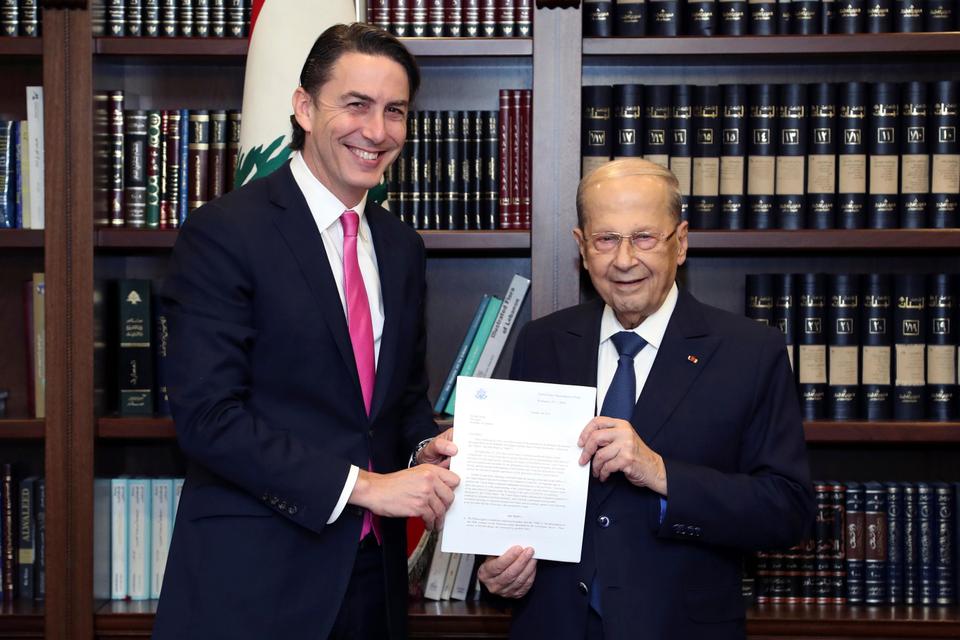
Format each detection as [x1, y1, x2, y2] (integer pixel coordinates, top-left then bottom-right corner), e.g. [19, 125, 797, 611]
[323, 52, 410, 99]
[581, 174, 673, 229]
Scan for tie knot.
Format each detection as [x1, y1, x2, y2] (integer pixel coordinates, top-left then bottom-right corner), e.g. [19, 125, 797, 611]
[610, 331, 646, 359]
[340, 210, 360, 238]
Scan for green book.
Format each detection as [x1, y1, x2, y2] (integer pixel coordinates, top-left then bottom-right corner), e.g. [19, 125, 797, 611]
[443, 296, 502, 416]
[117, 279, 154, 416]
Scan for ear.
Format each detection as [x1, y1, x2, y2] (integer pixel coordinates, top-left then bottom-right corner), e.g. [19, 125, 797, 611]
[572, 227, 588, 265]
[291, 86, 315, 134]
[675, 220, 689, 267]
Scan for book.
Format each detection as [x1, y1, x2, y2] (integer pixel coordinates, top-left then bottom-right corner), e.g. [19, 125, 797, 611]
[110, 477, 128, 599]
[25, 86, 43, 230]
[899, 81, 929, 228]
[933, 482, 954, 604]
[613, 84, 643, 160]
[745, 274, 775, 326]
[748, 0, 777, 34]
[582, 85, 613, 177]
[903, 482, 919, 604]
[867, 82, 900, 229]
[123, 109, 148, 228]
[187, 109, 210, 213]
[893, 273, 925, 420]
[648, 0, 680, 34]
[691, 84, 720, 229]
[616, 0, 646, 35]
[17, 476, 37, 600]
[145, 110, 162, 228]
[918, 482, 934, 604]
[150, 478, 174, 599]
[775, 273, 797, 372]
[719, 0, 748, 33]
[117, 279, 155, 416]
[583, 0, 614, 35]
[798, 273, 827, 420]
[443, 296, 503, 415]
[835, 0, 865, 31]
[472, 274, 531, 378]
[127, 478, 151, 601]
[31, 273, 45, 420]
[720, 84, 747, 229]
[434, 294, 492, 415]
[930, 80, 958, 229]
[643, 85, 671, 169]
[747, 83, 777, 229]
[925, 274, 956, 421]
[827, 273, 859, 420]
[1, 464, 12, 600]
[866, 0, 892, 31]
[863, 481, 887, 605]
[687, 0, 718, 34]
[885, 481, 903, 604]
[894, 0, 923, 31]
[861, 273, 893, 420]
[0, 121, 14, 229]
[775, 83, 808, 229]
[670, 84, 693, 222]
[807, 83, 837, 230]
[423, 531, 452, 600]
[838, 82, 868, 229]
[844, 482, 866, 604]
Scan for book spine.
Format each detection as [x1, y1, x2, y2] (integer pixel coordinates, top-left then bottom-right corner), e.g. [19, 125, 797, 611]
[893, 273, 926, 420]
[371, 0, 390, 31]
[828, 273, 860, 420]
[838, 82, 868, 228]
[17, 477, 35, 600]
[406, 111, 421, 229]
[933, 483, 954, 605]
[814, 481, 834, 603]
[775, 83, 808, 229]
[32, 273, 44, 419]
[748, 0, 777, 33]
[691, 85, 720, 230]
[900, 81, 929, 228]
[178, 108, 189, 223]
[429, 0, 444, 36]
[845, 482, 866, 604]
[144, 0, 160, 36]
[480, 0, 496, 35]
[179, 0, 194, 37]
[894, 0, 923, 31]
[520, 91, 531, 230]
[516, 0, 532, 35]
[126, 0, 143, 36]
[616, 0, 647, 35]
[747, 83, 777, 229]
[497, 0, 515, 36]
[155, 305, 171, 416]
[720, 84, 747, 229]
[118, 279, 155, 416]
[123, 110, 148, 228]
[643, 85, 671, 169]
[1, 0, 17, 36]
[482, 111, 499, 230]
[107, 0, 125, 36]
[745, 273, 775, 326]
[0, 121, 12, 229]
[109, 92, 125, 227]
[775, 273, 797, 372]
[670, 84, 693, 223]
[719, 0, 748, 33]
[865, 0, 892, 31]
[444, 0, 463, 36]
[863, 481, 887, 605]
[20, 0, 38, 37]
[903, 483, 919, 604]
[94, 93, 111, 226]
[463, 0, 480, 35]
[434, 295, 491, 414]
[498, 92, 513, 229]
[648, 0, 680, 34]
[127, 478, 151, 601]
[930, 81, 958, 228]
[442, 111, 461, 230]
[918, 482, 934, 604]
[187, 110, 210, 213]
[830, 483, 847, 604]
[584, 0, 614, 35]
[926, 273, 956, 420]
[443, 297, 504, 415]
[885, 481, 904, 604]
[925, 0, 953, 30]
[457, 112, 473, 230]
[861, 273, 893, 419]
[807, 83, 837, 229]
[613, 84, 643, 160]
[211, 0, 225, 37]
[162, 0, 177, 36]
[163, 110, 181, 229]
[226, 110, 241, 192]
[509, 91, 522, 230]
[799, 273, 827, 420]
[25, 86, 43, 229]
[145, 110, 162, 229]
[472, 274, 531, 378]
[207, 110, 227, 201]
[150, 478, 174, 599]
[868, 82, 900, 228]
[35, 479, 43, 599]
[687, 0, 718, 34]
[835, 0, 865, 31]
[110, 477, 128, 599]
[822, 0, 835, 32]
[792, 0, 820, 33]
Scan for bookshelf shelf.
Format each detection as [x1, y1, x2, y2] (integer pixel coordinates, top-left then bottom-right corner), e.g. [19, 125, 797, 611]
[0, 37, 42, 57]
[687, 229, 960, 253]
[400, 37, 533, 57]
[583, 33, 960, 57]
[0, 420, 44, 440]
[0, 231, 43, 249]
[0, 599, 43, 638]
[95, 228, 530, 252]
[96, 417, 175, 439]
[805, 421, 960, 443]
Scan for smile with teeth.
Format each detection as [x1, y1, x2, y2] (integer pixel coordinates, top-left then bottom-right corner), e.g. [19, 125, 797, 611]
[349, 146, 381, 161]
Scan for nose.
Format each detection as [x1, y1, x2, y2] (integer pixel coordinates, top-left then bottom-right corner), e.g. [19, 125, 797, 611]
[611, 237, 639, 269]
[361, 109, 386, 144]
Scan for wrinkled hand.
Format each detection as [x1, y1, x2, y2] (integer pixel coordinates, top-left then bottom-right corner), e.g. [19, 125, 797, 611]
[416, 427, 457, 468]
[350, 464, 460, 530]
[478, 546, 537, 599]
[578, 416, 667, 495]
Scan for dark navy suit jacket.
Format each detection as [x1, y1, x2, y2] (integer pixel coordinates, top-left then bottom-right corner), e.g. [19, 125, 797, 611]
[506, 291, 814, 640]
[153, 163, 438, 640]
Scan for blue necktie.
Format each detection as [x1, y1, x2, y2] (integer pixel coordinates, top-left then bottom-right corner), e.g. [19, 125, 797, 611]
[590, 330, 647, 616]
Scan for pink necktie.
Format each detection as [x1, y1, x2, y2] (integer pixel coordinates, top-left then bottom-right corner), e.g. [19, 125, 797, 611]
[340, 210, 380, 543]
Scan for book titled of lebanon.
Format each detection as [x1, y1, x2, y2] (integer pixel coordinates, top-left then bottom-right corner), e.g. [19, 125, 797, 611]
[670, 84, 693, 223]
[838, 82, 868, 229]
[443, 296, 503, 416]
[747, 84, 777, 229]
[613, 84, 643, 160]
[118, 279, 155, 417]
[649, 0, 680, 34]
[861, 273, 893, 420]
[745, 274, 775, 326]
[835, 0, 865, 32]
[808, 83, 837, 230]
[748, 0, 776, 34]
[798, 273, 827, 421]
[926, 273, 956, 421]
[863, 481, 887, 605]
[691, 84, 720, 229]
[868, 82, 899, 229]
[582, 85, 613, 177]
[583, 0, 614, 36]
[616, 0, 646, 35]
[930, 80, 959, 229]
[899, 81, 929, 229]
[844, 481, 866, 605]
[893, 273, 925, 421]
[720, 84, 747, 229]
[828, 273, 859, 421]
[775, 273, 797, 373]
[884, 482, 904, 604]
[643, 85, 671, 170]
[775, 83, 808, 229]
[719, 0, 747, 34]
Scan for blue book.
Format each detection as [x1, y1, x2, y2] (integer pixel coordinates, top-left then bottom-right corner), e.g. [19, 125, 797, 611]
[434, 295, 491, 414]
[884, 482, 903, 604]
[933, 482, 954, 605]
[844, 482, 865, 605]
[443, 296, 502, 416]
[178, 108, 189, 225]
[903, 483, 919, 604]
[918, 482, 935, 605]
[863, 481, 887, 605]
[0, 121, 15, 228]
[13, 121, 22, 228]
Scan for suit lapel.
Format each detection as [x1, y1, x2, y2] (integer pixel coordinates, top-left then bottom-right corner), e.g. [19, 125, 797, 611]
[367, 203, 400, 422]
[266, 164, 365, 416]
[554, 300, 604, 390]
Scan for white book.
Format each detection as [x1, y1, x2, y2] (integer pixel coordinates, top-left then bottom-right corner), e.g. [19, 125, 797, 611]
[423, 531, 452, 601]
[173, 477, 185, 517]
[25, 87, 43, 229]
[450, 553, 476, 600]
[110, 478, 128, 600]
[150, 478, 175, 599]
[126, 478, 151, 601]
[472, 274, 531, 378]
[440, 552, 461, 600]
[18, 122, 30, 229]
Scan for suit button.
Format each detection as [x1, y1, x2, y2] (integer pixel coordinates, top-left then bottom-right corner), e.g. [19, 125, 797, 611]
[278, 501, 287, 510]
[270, 495, 279, 505]
[260, 493, 269, 502]
[672, 524, 683, 534]
[578, 581, 588, 595]
[288, 505, 298, 515]
[597, 515, 610, 528]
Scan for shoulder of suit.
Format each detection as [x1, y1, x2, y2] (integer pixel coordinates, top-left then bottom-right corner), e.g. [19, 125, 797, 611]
[182, 172, 273, 232]
[522, 299, 602, 337]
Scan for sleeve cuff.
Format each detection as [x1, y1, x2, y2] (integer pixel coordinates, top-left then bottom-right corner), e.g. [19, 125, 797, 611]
[327, 464, 360, 524]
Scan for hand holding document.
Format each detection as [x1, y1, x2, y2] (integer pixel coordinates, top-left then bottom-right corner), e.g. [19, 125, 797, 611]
[440, 377, 596, 562]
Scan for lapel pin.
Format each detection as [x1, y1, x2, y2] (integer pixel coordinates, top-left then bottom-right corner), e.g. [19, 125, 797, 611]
[687, 355, 699, 364]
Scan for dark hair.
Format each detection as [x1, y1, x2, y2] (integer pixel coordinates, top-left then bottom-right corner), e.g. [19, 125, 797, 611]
[289, 23, 420, 150]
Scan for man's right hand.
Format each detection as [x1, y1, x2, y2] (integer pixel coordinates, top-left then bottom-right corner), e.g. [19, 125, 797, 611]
[349, 465, 459, 530]
[478, 546, 537, 599]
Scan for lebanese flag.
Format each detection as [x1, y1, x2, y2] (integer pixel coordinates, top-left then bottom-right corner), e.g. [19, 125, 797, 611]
[235, 0, 357, 187]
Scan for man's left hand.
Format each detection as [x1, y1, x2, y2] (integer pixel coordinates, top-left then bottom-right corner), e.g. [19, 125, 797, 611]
[416, 427, 457, 468]
[578, 417, 667, 496]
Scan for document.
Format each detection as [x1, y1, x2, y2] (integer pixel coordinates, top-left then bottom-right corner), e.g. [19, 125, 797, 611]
[440, 376, 596, 563]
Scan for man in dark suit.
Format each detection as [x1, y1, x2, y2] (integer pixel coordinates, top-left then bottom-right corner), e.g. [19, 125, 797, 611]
[153, 24, 458, 640]
[478, 158, 814, 639]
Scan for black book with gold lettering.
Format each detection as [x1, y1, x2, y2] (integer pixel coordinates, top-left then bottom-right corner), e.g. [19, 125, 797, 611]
[893, 273, 926, 420]
[482, 110, 499, 230]
[777, 0, 792, 32]
[207, 110, 227, 203]
[582, 85, 613, 177]
[117, 279, 155, 416]
[442, 111, 462, 230]
[748, 83, 778, 229]
[643, 85, 671, 169]
[613, 84, 643, 160]
[930, 81, 958, 228]
[799, 273, 828, 420]
[406, 111, 421, 229]
[748, 0, 777, 33]
[925, 0, 953, 30]
[775, 83, 808, 229]
[861, 273, 893, 419]
[776, 273, 798, 374]
[828, 273, 860, 420]
[687, 0, 718, 34]
[720, 84, 747, 229]
[615, 0, 646, 34]
[746, 274, 775, 330]
[584, 0, 614, 36]
[838, 82, 868, 228]
[187, 110, 210, 214]
[649, 0, 681, 34]
[719, 0, 748, 32]
[926, 274, 956, 420]
[900, 81, 929, 228]
[692, 85, 720, 229]
[836, 0, 866, 31]
[671, 85, 693, 223]
[792, 0, 821, 33]
[124, 110, 148, 228]
[868, 82, 900, 229]
[808, 83, 837, 229]
[866, 0, 893, 31]
[894, 0, 923, 31]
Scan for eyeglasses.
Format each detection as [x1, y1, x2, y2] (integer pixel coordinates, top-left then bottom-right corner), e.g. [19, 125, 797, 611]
[587, 225, 680, 254]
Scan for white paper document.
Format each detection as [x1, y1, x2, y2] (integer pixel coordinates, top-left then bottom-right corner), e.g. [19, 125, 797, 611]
[440, 376, 596, 563]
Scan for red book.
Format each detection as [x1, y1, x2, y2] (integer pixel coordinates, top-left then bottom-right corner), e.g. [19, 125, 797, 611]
[498, 90, 512, 229]
[497, 0, 515, 36]
[520, 89, 532, 230]
[444, 0, 463, 35]
[510, 89, 523, 230]
[516, 0, 532, 35]
[482, 0, 497, 36]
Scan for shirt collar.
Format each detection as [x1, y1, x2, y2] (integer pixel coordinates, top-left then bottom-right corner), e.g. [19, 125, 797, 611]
[290, 150, 368, 233]
[600, 282, 679, 350]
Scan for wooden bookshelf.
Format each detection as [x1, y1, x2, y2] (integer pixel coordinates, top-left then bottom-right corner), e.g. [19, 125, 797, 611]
[96, 417, 175, 439]
[0, 599, 44, 639]
[0, 231, 43, 249]
[0, 37, 42, 57]
[0, 419, 44, 440]
[805, 421, 960, 443]
[687, 229, 960, 253]
[95, 228, 530, 252]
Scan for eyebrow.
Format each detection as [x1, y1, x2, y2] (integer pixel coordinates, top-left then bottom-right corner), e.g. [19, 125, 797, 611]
[341, 91, 409, 108]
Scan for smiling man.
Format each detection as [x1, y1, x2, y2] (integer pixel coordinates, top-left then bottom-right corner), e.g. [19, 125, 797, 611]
[478, 158, 814, 640]
[153, 24, 458, 640]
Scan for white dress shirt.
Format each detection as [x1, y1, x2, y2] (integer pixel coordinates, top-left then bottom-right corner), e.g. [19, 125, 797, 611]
[289, 151, 384, 524]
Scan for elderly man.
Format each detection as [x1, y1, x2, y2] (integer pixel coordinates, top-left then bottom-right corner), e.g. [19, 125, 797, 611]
[478, 158, 814, 640]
